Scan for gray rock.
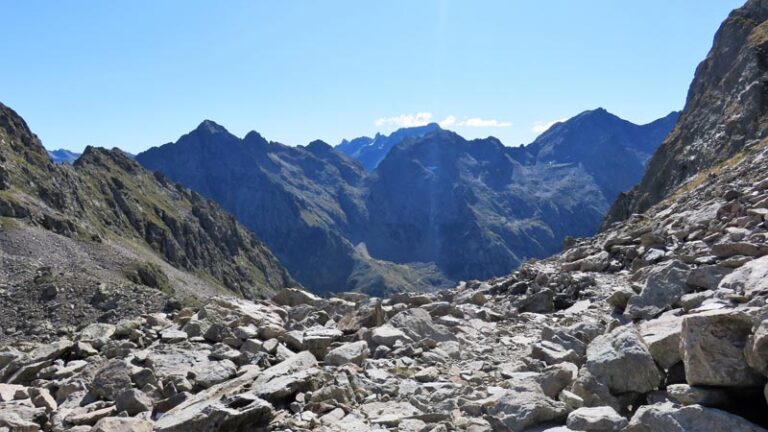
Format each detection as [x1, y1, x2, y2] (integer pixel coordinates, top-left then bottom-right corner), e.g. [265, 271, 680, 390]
[666, 384, 728, 407]
[91, 417, 154, 432]
[90, 359, 133, 401]
[77, 323, 116, 349]
[302, 327, 343, 359]
[639, 315, 683, 369]
[154, 393, 273, 432]
[115, 389, 153, 415]
[624, 260, 691, 320]
[414, 366, 440, 383]
[719, 255, 768, 297]
[625, 402, 767, 432]
[680, 309, 763, 386]
[371, 324, 413, 348]
[746, 319, 768, 375]
[686, 265, 733, 289]
[389, 308, 457, 343]
[711, 242, 762, 258]
[272, 287, 321, 307]
[486, 385, 568, 432]
[585, 326, 662, 394]
[324, 341, 369, 366]
[566, 406, 627, 431]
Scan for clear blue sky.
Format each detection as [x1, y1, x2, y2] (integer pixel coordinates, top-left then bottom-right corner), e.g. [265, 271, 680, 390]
[1, 1, 743, 153]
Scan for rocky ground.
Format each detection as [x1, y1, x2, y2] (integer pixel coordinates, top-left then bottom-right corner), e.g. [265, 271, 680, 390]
[4, 137, 768, 432]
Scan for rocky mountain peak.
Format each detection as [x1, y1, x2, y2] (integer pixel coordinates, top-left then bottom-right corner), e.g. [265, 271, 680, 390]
[605, 0, 768, 225]
[194, 119, 230, 136]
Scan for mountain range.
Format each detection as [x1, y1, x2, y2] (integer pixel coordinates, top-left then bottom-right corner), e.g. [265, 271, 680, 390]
[0, 103, 296, 336]
[135, 108, 677, 294]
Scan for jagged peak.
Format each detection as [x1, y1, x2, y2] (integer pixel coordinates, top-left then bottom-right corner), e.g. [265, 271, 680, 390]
[75, 145, 141, 172]
[306, 139, 333, 152]
[243, 130, 270, 147]
[194, 119, 231, 136]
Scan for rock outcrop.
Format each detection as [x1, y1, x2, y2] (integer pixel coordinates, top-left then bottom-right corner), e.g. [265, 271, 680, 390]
[0, 102, 297, 343]
[605, 0, 768, 225]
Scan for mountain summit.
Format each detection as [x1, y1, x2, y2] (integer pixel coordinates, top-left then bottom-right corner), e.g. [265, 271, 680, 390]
[136, 109, 674, 294]
[605, 0, 768, 225]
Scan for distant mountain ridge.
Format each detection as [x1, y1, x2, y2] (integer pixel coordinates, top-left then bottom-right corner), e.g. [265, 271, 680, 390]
[336, 123, 441, 171]
[0, 102, 297, 336]
[136, 108, 676, 294]
[519, 108, 680, 203]
[47, 149, 81, 164]
[605, 0, 768, 225]
[0, 103, 294, 300]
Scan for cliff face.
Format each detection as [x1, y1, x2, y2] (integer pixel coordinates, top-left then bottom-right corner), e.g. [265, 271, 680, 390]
[605, 0, 768, 226]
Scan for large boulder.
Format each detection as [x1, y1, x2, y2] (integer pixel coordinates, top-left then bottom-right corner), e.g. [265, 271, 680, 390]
[154, 393, 274, 432]
[486, 378, 568, 432]
[388, 308, 457, 343]
[585, 326, 663, 394]
[639, 315, 683, 370]
[371, 324, 413, 348]
[302, 327, 343, 359]
[686, 265, 733, 290]
[719, 255, 768, 298]
[90, 359, 134, 401]
[271, 287, 321, 307]
[746, 319, 768, 375]
[680, 309, 763, 386]
[91, 417, 153, 432]
[155, 353, 315, 431]
[115, 389, 153, 415]
[665, 384, 728, 407]
[625, 403, 767, 432]
[624, 261, 691, 320]
[324, 341, 369, 366]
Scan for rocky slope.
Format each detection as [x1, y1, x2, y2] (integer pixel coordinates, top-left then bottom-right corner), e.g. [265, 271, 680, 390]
[605, 0, 768, 225]
[4, 2, 768, 430]
[5, 135, 768, 430]
[135, 110, 673, 295]
[0, 103, 297, 342]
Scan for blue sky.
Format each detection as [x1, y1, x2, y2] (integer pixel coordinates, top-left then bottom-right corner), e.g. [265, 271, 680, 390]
[1, 1, 743, 153]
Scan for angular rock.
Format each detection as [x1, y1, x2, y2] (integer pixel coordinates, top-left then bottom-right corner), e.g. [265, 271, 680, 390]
[90, 359, 133, 401]
[272, 287, 321, 307]
[566, 406, 627, 432]
[624, 260, 690, 320]
[686, 265, 733, 290]
[666, 384, 728, 407]
[486, 386, 568, 432]
[625, 402, 767, 432]
[719, 255, 768, 297]
[115, 389, 153, 415]
[371, 324, 412, 348]
[154, 393, 273, 432]
[302, 327, 343, 359]
[389, 308, 457, 343]
[324, 341, 369, 366]
[585, 326, 663, 394]
[746, 319, 768, 375]
[639, 315, 683, 370]
[91, 417, 153, 432]
[680, 309, 763, 386]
